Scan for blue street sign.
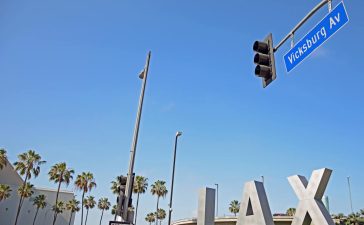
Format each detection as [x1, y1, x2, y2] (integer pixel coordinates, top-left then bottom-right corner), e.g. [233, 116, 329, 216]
[284, 2, 349, 73]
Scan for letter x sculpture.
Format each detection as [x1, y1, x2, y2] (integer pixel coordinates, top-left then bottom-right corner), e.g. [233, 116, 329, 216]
[288, 168, 334, 225]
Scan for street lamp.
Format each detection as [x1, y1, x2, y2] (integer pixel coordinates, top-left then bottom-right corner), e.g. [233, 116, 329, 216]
[347, 176, 354, 214]
[121, 51, 151, 222]
[215, 183, 219, 217]
[167, 131, 183, 225]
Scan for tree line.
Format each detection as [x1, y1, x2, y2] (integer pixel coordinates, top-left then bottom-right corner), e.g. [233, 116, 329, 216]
[0, 148, 170, 225]
[110, 176, 169, 225]
[2, 149, 363, 225]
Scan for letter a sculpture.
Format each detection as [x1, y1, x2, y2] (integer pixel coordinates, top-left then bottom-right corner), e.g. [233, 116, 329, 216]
[288, 168, 335, 225]
[236, 181, 274, 225]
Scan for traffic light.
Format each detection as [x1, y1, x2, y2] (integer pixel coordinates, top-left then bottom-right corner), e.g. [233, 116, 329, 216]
[116, 173, 135, 221]
[116, 175, 127, 216]
[253, 33, 276, 88]
[128, 173, 135, 208]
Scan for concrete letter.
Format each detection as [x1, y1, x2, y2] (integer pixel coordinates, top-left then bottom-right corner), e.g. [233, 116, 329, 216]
[236, 181, 274, 225]
[288, 168, 335, 225]
[197, 188, 215, 225]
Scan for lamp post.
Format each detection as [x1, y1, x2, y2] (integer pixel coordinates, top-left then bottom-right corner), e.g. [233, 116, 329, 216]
[121, 51, 151, 223]
[168, 131, 183, 225]
[261, 175, 264, 185]
[347, 176, 354, 214]
[215, 183, 219, 217]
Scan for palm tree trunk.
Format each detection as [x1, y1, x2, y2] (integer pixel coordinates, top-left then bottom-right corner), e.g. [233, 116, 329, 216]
[53, 176, 63, 225]
[85, 209, 89, 225]
[69, 212, 73, 225]
[14, 171, 29, 225]
[32, 208, 39, 225]
[134, 193, 140, 225]
[99, 209, 104, 225]
[54, 213, 58, 225]
[155, 196, 160, 225]
[81, 191, 85, 225]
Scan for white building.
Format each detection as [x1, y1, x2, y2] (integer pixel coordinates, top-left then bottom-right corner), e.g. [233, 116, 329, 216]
[0, 159, 76, 225]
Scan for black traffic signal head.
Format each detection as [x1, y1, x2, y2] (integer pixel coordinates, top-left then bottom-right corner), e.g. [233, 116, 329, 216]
[118, 176, 128, 186]
[253, 33, 276, 88]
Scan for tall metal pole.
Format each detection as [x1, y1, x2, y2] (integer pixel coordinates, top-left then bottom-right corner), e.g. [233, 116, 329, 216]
[214, 183, 219, 217]
[122, 51, 151, 223]
[274, 0, 331, 52]
[167, 131, 182, 225]
[347, 176, 354, 214]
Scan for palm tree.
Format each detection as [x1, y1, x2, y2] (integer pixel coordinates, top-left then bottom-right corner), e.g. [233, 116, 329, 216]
[84, 196, 96, 225]
[0, 184, 12, 201]
[0, 148, 8, 170]
[32, 194, 47, 225]
[74, 172, 96, 225]
[133, 176, 148, 225]
[111, 204, 118, 221]
[145, 212, 156, 225]
[111, 175, 125, 195]
[156, 208, 166, 225]
[13, 150, 46, 225]
[286, 208, 296, 216]
[98, 197, 111, 225]
[336, 212, 345, 223]
[49, 162, 74, 225]
[16, 182, 34, 223]
[332, 214, 339, 219]
[66, 199, 80, 225]
[229, 200, 240, 216]
[151, 180, 168, 225]
[348, 213, 357, 225]
[338, 213, 345, 217]
[52, 201, 65, 224]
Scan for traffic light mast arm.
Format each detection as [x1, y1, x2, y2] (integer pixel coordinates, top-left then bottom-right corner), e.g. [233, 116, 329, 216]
[273, 0, 332, 52]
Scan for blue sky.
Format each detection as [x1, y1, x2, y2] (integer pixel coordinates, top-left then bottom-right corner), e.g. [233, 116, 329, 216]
[1, 0, 363, 225]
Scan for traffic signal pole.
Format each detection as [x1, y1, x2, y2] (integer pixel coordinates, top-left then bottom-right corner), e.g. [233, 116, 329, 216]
[253, 0, 333, 87]
[273, 0, 332, 52]
[122, 51, 151, 223]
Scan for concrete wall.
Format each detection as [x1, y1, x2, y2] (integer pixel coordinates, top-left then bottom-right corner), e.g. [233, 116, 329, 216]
[172, 216, 341, 225]
[173, 216, 293, 225]
[0, 159, 75, 225]
[197, 188, 215, 225]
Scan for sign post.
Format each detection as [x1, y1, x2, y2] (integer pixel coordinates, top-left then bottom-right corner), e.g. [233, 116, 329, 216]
[284, 2, 349, 72]
[109, 221, 124, 225]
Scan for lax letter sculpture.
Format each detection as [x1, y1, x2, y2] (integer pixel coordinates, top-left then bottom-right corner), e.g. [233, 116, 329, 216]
[197, 187, 216, 225]
[288, 168, 334, 225]
[236, 181, 274, 225]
